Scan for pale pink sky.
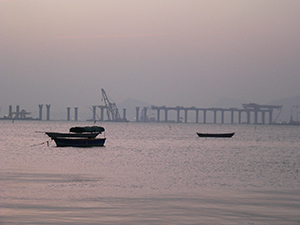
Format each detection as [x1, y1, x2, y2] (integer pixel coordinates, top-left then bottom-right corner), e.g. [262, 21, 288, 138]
[1, 0, 300, 118]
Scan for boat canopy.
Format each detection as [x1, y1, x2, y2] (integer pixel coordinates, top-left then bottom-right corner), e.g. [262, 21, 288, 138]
[69, 126, 105, 133]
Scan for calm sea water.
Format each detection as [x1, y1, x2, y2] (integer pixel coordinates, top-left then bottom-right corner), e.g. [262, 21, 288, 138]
[1, 120, 300, 224]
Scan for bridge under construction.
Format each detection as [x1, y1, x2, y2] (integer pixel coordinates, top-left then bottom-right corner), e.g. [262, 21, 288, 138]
[135, 103, 282, 125]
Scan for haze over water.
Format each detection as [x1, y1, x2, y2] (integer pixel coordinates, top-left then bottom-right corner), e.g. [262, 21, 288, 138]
[1, 120, 300, 224]
[1, 1, 300, 116]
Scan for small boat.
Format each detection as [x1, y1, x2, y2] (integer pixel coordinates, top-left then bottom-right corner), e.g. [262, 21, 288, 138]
[196, 132, 235, 138]
[52, 137, 106, 147]
[46, 126, 106, 147]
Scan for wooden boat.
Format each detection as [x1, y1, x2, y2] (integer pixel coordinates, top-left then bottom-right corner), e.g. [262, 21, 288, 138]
[196, 132, 235, 138]
[52, 137, 106, 147]
[46, 126, 106, 147]
[45, 132, 99, 138]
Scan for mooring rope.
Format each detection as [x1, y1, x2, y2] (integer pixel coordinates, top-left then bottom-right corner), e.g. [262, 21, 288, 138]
[30, 138, 52, 147]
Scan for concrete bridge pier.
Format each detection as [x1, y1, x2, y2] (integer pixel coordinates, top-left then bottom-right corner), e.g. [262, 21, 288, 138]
[254, 110, 258, 124]
[16, 105, 20, 119]
[115, 108, 119, 121]
[123, 108, 126, 121]
[238, 111, 242, 124]
[246, 110, 250, 124]
[67, 107, 71, 121]
[92, 106, 97, 121]
[164, 109, 169, 122]
[203, 110, 207, 124]
[269, 110, 273, 124]
[46, 105, 51, 121]
[38, 104, 43, 120]
[74, 107, 78, 121]
[176, 108, 180, 123]
[231, 110, 234, 124]
[213, 110, 217, 124]
[184, 109, 188, 123]
[143, 107, 147, 122]
[221, 110, 225, 124]
[99, 106, 105, 121]
[9, 105, 12, 118]
[157, 109, 160, 122]
[262, 111, 265, 124]
[136, 107, 140, 122]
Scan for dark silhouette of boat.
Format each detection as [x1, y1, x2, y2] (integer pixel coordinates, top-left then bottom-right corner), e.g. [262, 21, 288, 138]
[196, 132, 235, 138]
[52, 137, 106, 147]
[46, 126, 106, 147]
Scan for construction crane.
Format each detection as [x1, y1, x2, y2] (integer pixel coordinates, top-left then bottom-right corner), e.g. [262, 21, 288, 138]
[101, 88, 122, 121]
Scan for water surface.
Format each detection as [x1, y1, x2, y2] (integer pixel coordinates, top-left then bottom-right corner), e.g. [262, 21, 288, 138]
[1, 121, 300, 224]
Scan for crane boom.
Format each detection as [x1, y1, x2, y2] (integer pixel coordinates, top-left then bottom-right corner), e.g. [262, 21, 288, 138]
[101, 88, 121, 121]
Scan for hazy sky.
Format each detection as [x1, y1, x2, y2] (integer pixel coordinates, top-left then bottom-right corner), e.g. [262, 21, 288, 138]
[1, 0, 300, 117]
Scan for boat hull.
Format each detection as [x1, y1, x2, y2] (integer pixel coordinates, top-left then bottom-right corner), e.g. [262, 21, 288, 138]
[46, 132, 99, 138]
[52, 138, 106, 147]
[197, 132, 235, 138]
